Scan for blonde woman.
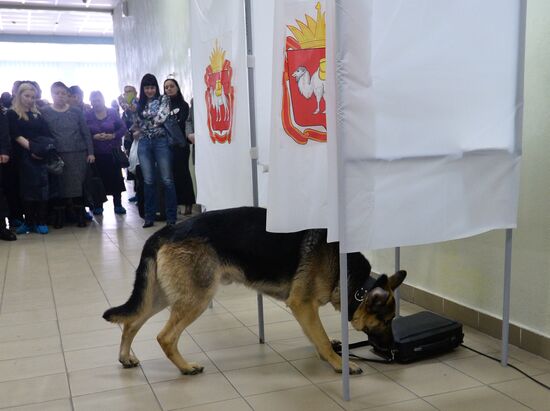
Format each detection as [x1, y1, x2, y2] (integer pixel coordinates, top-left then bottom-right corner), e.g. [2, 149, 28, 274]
[7, 82, 56, 234]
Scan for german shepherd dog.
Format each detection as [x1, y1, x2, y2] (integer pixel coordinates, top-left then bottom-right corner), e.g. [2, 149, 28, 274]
[103, 207, 406, 375]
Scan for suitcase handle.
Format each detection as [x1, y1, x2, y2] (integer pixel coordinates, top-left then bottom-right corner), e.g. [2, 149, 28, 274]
[413, 336, 458, 353]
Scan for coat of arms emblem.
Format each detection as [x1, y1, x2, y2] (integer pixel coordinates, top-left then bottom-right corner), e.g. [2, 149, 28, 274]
[204, 40, 234, 144]
[282, 1, 326, 144]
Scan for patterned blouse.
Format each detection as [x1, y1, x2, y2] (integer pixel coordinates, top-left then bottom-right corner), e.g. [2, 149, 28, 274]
[137, 95, 170, 139]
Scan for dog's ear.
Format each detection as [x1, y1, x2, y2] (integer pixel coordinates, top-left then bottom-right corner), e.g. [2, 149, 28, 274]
[373, 274, 388, 289]
[388, 270, 406, 290]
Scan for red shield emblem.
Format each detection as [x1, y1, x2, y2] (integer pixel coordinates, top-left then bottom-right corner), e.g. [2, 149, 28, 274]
[204, 42, 234, 144]
[282, 2, 327, 145]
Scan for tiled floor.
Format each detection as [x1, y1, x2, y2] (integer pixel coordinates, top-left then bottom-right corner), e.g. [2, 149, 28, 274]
[1, 198, 550, 410]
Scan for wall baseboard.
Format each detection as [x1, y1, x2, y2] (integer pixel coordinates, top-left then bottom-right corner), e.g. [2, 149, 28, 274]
[399, 283, 550, 361]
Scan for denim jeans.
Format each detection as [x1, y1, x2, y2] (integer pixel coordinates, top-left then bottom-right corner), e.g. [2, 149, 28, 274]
[137, 136, 177, 223]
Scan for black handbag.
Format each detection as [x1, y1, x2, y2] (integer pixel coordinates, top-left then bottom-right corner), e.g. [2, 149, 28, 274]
[112, 146, 130, 168]
[46, 153, 65, 175]
[164, 116, 188, 148]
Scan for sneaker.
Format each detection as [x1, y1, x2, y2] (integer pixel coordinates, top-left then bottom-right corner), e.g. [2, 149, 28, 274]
[84, 211, 94, 221]
[36, 225, 49, 234]
[128, 196, 137, 203]
[15, 223, 30, 234]
[114, 206, 127, 215]
[93, 207, 103, 215]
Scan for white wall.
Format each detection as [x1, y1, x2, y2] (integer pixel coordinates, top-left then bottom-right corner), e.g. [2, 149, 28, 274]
[112, 0, 193, 100]
[367, 0, 550, 338]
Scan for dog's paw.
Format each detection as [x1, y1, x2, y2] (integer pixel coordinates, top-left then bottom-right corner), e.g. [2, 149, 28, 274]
[180, 362, 204, 375]
[335, 361, 363, 375]
[119, 354, 140, 368]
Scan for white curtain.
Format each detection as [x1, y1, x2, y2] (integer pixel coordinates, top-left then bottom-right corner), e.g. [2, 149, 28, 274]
[190, 0, 254, 210]
[325, 0, 523, 251]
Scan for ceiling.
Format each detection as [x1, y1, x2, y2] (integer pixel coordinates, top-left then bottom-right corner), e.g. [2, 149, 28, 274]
[0, 0, 116, 38]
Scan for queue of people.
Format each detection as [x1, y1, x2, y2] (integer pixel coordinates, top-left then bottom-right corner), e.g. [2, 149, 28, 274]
[0, 75, 197, 240]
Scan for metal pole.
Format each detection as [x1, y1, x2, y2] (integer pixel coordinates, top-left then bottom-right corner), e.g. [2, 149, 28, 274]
[244, 0, 265, 344]
[501, 229, 513, 366]
[394, 247, 401, 317]
[326, 0, 350, 400]
[339, 253, 350, 400]
[501, 0, 526, 366]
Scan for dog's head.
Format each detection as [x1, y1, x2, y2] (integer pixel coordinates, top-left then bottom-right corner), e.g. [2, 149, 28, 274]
[350, 270, 407, 348]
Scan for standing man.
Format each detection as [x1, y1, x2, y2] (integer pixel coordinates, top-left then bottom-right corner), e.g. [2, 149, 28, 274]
[0, 111, 16, 241]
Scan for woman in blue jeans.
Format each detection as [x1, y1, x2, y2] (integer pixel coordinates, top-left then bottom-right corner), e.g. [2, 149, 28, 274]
[135, 73, 177, 228]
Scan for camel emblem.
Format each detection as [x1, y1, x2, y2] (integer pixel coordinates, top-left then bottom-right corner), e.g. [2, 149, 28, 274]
[282, 1, 327, 145]
[204, 40, 234, 144]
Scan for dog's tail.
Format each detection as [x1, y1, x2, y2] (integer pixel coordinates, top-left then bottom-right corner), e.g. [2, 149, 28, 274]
[103, 234, 160, 323]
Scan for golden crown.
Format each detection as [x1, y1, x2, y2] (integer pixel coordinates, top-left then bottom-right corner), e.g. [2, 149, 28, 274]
[209, 40, 226, 73]
[287, 2, 326, 49]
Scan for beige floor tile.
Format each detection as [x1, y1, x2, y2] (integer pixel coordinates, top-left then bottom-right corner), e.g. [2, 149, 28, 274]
[55, 290, 108, 307]
[192, 327, 259, 352]
[366, 399, 437, 411]
[130, 333, 202, 362]
[64, 344, 121, 372]
[205, 343, 285, 371]
[0, 309, 57, 328]
[187, 312, 244, 334]
[56, 301, 110, 320]
[0, 373, 69, 408]
[0, 321, 59, 343]
[173, 398, 252, 411]
[246, 385, 344, 411]
[491, 377, 550, 410]
[68, 364, 148, 397]
[506, 345, 550, 373]
[424, 386, 531, 411]
[1, 398, 72, 411]
[140, 353, 218, 383]
[384, 362, 482, 397]
[58, 314, 117, 335]
[72, 385, 162, 411]
[0, 353, 66, 383]
[249, 320, 305, 341]
[224, 362, 311, 396]
[318, 373, 418, 410]
[443, 355, 524, 384]
[152, 372, 240, 410]
[231, 306, 294, 327]
[1, 299, 55, 314]
[267, 336, 317, 361]
[131, 320, 166, 342]
[290, 356, 376, 384]
[61, 327, 121, 352]
[2, 288, 54, 305]
[0, 336, 61, 361]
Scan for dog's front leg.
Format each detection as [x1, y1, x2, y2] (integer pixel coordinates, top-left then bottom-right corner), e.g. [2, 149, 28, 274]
[288, 301, 363, 375]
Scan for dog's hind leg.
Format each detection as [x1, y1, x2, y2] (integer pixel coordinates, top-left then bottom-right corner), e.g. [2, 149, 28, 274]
[288, 300, 363, 375]
[156, 299, 210, 375]
[119, 288, 168, 368]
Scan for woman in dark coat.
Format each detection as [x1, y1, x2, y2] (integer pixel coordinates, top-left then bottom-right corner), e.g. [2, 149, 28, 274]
[41, 82, 95, 228]
[163, 78, 195, 215]
[85, 91, 126, 215]
[7, 82, 57, 235]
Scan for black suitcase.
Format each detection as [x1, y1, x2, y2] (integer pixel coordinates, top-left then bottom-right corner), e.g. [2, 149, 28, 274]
[339, 311, 464, 363]
[385, 311, 464, 362]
